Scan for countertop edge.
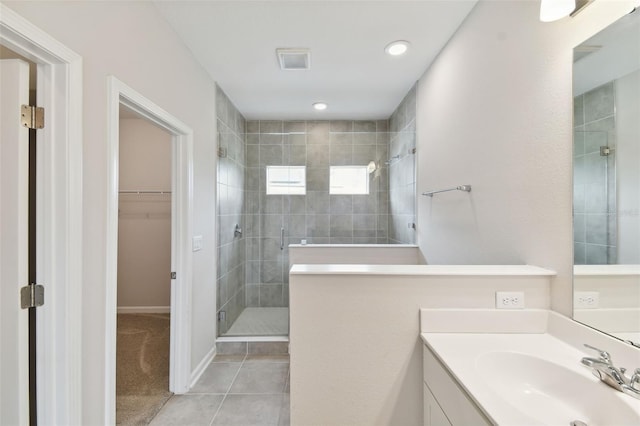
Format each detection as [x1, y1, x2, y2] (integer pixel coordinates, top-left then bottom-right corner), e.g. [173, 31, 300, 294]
[290, 264, 557, 276]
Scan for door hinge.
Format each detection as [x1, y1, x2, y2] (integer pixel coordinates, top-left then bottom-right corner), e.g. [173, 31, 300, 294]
[21, 105, 45, 129]
[171, 272, 176, 279]
[20, 284, 44, 309]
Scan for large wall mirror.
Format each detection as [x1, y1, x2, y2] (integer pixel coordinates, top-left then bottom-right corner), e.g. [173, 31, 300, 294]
[572, 8, 640, 345]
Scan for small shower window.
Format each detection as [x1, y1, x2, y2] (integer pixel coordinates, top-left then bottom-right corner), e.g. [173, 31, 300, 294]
[266, 166, 306, 195]
[330, 165, 369, 195]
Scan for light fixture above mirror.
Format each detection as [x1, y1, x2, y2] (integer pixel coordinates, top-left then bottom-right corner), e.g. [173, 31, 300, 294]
[540, 0, 596, 22]
[540, 0, 575, 22]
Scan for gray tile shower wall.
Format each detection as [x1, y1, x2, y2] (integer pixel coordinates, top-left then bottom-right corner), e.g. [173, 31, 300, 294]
[388, 83, 417, 244]
[217, 85, 418, 318]
[573, 81, 617, 265]
[216, 85, 247, 334]
[245, 120, 391, 308]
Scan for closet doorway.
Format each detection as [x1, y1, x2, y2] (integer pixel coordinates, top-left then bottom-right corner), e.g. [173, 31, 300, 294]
[105, 76, 194, 425]
[116, 105, 173, 424]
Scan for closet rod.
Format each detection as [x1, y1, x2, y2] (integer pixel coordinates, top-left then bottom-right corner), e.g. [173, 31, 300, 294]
[119, 190, 172, 194]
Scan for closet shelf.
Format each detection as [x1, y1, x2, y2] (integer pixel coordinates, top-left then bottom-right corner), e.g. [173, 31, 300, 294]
[119, 190, 172, 194]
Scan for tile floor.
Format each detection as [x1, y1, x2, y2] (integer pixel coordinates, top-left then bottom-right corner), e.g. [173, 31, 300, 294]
[149, 354, 290, 426]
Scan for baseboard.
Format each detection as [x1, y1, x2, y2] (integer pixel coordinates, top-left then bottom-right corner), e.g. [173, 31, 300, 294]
[190, 344, 216, 389]
[117, 306, 170, 314]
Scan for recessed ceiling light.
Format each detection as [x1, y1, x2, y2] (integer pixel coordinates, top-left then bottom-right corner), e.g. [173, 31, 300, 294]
[385, 40, 410, 56]
[313, 102, 328, 111]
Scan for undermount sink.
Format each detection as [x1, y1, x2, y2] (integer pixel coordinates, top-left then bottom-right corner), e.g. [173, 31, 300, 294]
[476, 351, 640, 426]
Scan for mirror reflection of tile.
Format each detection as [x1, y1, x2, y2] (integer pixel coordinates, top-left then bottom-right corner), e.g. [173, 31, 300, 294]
[572, 10, 640, 346]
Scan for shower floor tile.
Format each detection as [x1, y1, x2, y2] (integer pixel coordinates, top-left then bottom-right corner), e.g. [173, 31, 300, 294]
[225, 307, 289, 336]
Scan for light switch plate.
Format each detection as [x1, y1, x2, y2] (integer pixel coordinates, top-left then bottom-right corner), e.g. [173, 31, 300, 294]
[192, 235, 203, 252]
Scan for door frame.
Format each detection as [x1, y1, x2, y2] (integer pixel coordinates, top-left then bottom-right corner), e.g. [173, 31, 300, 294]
[105, 76, 194, 423]
[0, 4, 83, 425]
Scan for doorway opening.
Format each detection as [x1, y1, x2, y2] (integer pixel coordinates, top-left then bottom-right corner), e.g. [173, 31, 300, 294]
[105, 76, 194, 424]
[115, 106, 173, 424]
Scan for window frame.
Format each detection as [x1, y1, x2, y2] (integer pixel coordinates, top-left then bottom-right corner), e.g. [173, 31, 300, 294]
[329, 165, 370, 195]
[266, 165, 307, 195]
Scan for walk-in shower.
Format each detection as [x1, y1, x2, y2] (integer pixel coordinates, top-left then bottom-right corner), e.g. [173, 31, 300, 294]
[215, 84, 417, 338]
[573, 80, 619, 265]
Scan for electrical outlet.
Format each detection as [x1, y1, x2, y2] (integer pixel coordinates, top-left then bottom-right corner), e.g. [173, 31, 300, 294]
[496, 291, 525, 309]
[574, 291, 599, 309]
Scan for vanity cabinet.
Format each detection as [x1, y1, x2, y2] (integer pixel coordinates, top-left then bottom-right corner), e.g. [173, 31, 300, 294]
[423, 344, 492, 426]
[423, 383, 451, 426]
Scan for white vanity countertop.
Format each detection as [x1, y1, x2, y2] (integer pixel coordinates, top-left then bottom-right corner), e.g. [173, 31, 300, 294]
[615, 331, 640, 342]
[289, 243, 418, 248]
[424, 333, 592, 425]
[420, 309, 640, 425]
[290, 264, 556, 276]
[574, 264, 640, 276]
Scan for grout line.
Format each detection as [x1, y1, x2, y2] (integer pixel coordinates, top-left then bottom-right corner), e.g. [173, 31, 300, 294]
[184, 391, 227, 395]
[283, 364, 290, 394]
[207, 391, 288, 395]
[275, 392, 286, 426]
[209, 353, 247, 426]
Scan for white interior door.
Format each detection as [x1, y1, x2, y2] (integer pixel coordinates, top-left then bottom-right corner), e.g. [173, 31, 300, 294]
[0, 58, 31, 425]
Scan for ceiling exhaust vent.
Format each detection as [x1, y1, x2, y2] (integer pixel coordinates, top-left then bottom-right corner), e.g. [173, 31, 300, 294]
[276, 48, 311, 70]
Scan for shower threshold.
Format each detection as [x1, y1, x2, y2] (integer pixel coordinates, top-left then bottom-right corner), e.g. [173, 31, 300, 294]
[216, 335, 289, 343]
[217, 307, 290, 355]
[215, 334, 289, 357]
[221, 307, 289, 339]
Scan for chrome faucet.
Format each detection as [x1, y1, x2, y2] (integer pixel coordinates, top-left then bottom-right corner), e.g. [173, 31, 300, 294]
[581, 344, 640, 399]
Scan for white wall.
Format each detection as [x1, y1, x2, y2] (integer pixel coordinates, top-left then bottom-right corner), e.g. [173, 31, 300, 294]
[2, 2, 218, 424]
[119, 118, 172, 192]
[415, 0, 636, 317]
[289, 265, 554, 425]
[574, 265, 640, 308]
[616, 70, 640, 263]
[574, 266, 640, 333]
[289, 244, 422, 266]
[117, 118, 172, 309]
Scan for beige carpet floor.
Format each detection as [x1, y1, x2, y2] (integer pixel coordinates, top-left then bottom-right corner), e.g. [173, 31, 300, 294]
[117, 313, 172, 425]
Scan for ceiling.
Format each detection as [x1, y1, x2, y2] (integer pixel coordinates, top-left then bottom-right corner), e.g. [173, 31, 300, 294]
[154, 1, 478, 120]
[573, 8, 640, 96]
